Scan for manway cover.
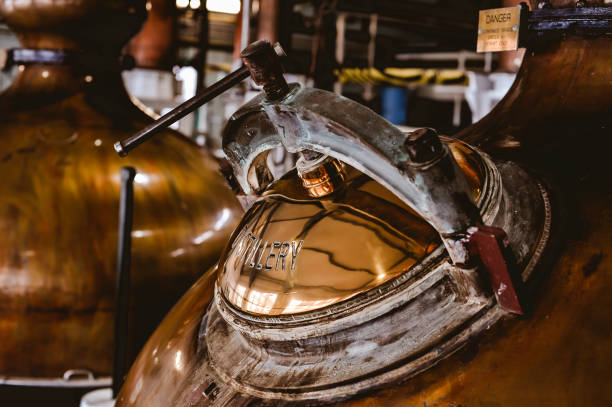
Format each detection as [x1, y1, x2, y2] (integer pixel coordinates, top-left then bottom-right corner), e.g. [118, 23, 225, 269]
[218, 144, 483, 316]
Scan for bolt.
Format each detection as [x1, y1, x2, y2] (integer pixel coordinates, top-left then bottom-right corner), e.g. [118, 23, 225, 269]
[240, 40, 289, 100]
[537, 1, 551, 9]
[403, 128, 444, 164]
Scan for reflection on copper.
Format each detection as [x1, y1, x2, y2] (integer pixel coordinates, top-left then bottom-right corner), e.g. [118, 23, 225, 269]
[174, 350, 184, 371]
[132, 230, 155, 238]
[170, 248, 186, 257]
[298, 156, 346, 198]
[219, 145, 484, 316]
[192, 231, 214, 245]
[214, 208, 233, 230]
[134, 173, 152, 185]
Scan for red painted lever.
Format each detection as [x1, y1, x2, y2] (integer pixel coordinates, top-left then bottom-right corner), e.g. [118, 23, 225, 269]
[468, 225, 526, 315]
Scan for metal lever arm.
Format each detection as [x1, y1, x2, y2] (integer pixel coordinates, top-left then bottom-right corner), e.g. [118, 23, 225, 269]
[114, 40, 287, 157]
[114, 66, 250, 156]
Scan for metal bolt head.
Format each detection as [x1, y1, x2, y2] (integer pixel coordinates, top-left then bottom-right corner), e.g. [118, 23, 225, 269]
[404, 128, 444, 164]
[240, 40, 289, 99]
[273, 42, 287, 58]
[240, 40, 277, 86]
[240, 39, 272, 59]
[537, 1, 551, 9]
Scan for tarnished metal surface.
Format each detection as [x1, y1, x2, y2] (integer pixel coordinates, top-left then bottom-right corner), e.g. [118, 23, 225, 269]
[222, 86, 482, 264]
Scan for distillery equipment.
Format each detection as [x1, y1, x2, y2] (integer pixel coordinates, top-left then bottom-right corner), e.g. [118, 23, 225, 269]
[0, 0, 242, 397]
[116, 2, 611, 406]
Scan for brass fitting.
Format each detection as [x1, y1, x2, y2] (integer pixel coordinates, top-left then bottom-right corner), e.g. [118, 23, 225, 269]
[296, 153, 345, 198]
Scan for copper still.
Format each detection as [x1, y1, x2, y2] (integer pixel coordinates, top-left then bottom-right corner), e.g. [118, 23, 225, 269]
[125, 0, 176, 70]
[116, 3, 611, 406]
[0, 0, 241, 390]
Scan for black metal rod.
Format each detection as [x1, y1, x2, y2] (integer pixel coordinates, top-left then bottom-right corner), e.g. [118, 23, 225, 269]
[112, 166, 136, 398]
[114, 66, 250, 156]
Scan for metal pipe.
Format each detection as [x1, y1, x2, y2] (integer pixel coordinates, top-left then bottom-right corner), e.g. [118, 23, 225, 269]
[114, 42, 286, 157]
[241, 0, 251, 51]
[112, 166, 136, 398]
[114, 66, 250, 156]
[334, 13, 346, 95]
[257, 0, 279, 43]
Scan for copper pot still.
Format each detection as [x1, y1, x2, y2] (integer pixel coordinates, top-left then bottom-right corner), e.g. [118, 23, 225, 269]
[0, 0, 242, 393]
[115, 3, 611, 406]
[125, 0, 176, 70]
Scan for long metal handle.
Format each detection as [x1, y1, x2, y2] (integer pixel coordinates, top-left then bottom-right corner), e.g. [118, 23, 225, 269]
[112, 166, 136, 398]
[114, 66, 250, 156]
[114, 41, 286, 157]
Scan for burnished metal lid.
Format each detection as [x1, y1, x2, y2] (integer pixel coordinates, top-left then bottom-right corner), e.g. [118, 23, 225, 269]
[217, 141, 484, 316]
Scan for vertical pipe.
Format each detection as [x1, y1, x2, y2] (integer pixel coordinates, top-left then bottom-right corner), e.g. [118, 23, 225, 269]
[193, 2, 209, 136]
[112, 166, 136, 398]
[363, 13, 378, 101]
[241, 0, 251, 51]
[197, 3, 209, 94]
[367, 14, 378, 68]
[233, 0, 251, 65]
[334, 12, 346, 95]
[257, 0, 279, 43]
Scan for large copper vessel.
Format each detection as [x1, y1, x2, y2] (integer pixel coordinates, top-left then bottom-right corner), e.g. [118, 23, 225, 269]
[125, 0, 175, 70]
[117, 4, 611, 406]
[0, 0, 241, 389]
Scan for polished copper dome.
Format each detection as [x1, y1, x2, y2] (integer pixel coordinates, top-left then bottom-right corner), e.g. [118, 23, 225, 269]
[218, 143, 483, 316]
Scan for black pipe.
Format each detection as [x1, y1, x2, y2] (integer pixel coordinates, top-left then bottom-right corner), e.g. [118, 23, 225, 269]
[112, 166, 136, 398]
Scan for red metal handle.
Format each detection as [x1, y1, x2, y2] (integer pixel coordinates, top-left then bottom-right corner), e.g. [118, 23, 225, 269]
[468, 225, 526, 315]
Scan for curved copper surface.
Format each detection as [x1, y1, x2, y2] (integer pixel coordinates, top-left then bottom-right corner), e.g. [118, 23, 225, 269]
[0, 0, 242, 379]
[125, 0, 175, 70]
[217, 143, 483, 316]
[117, 267, 218, 407]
